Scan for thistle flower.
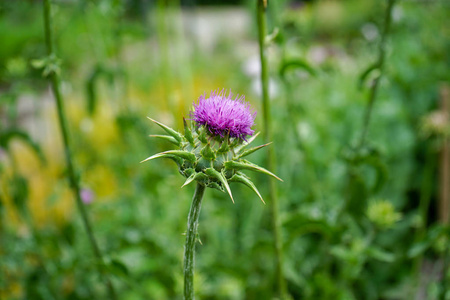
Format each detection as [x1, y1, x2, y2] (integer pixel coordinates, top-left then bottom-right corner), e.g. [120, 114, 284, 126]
[141, 89, 282, 203]
[192, 90, 256, 140]
[142, 90, 282, 299]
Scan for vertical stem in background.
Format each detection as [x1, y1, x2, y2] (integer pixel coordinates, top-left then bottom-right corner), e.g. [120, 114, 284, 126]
[156, 0, 175, 117]
[173, 0, 194, 118]
[184, 183, 206, 300]
[157, 0, 189, 128]
[112, 1, 130, 112]
[439, 85, 449, 224]
[439, 85, 449, 300]
[256, 0, 287, 298]
[358, 0, 395, 149]
[42, 1, 117, 299]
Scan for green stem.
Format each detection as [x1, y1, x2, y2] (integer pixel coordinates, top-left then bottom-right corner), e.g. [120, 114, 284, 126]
[156, 0, 174, 116]
[112, 3, 130, 111]
[184, 183, 206, 300]
[257, 0, 287, 298]
[358, 0, 395, 149]
[42, 1, 116, 299]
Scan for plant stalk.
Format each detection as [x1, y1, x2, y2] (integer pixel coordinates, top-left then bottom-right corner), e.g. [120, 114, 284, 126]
[184, 183, 206, 300]
[42, 0, 116, 298]
[358, 0, 395, 149]
[257, 0, 287, 298]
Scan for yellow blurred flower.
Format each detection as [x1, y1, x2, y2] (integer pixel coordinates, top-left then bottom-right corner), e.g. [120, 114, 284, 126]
[3, 140, 74, 228]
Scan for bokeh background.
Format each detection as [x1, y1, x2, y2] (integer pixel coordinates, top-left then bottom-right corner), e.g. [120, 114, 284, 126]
[1, 0, 449, 299]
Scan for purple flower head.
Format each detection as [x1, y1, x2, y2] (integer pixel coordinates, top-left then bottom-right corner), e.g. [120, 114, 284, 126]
[191, 90, 256, 140]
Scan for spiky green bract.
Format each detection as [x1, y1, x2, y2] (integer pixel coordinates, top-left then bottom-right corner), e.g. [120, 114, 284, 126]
[142, 118, 281, 203]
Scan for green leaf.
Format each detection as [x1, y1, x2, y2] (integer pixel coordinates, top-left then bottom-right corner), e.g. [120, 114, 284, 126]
[407, 225, 447, 258]
[149, 135, 179, 146]
[358, 62, 380, 90]
[0, 130, 46, 164]
[408, 241, 429, 259]
[229, 173, 265, 204]
[205, 168, 234, 203]
[140, 150, 195, 163]
[183, 118, 194, 145]
[363, 155, 389, 193]
[31, 58, 46, 69]
[85, 64, 116, 115]
[31, 54, 61, 77]
[366, 247, 396, 263]
[279, 59, 316, 78]
[237, 142, 271, 159]
[108, 258, 129, 277]
[345, 171, 368, 219]
[147, 117, 183, 143]
[10, 175, 29, 216]
[224, 160, 283, 182]
[264, 27, 279, 45]
[283, 213, 334, 241]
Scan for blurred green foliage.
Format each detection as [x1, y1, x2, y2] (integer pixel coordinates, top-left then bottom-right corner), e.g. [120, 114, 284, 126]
[0, 0, 449, 299]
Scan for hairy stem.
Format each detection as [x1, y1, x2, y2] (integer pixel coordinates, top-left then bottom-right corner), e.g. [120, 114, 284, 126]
[358, 0, 396, 149]
[184, 183, 206, 300]
[257, 0, 287, 298]
[42, 1, 116, 298]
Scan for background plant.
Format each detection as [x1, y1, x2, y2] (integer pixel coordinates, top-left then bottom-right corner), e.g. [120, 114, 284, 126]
[0, 0, 449, 299]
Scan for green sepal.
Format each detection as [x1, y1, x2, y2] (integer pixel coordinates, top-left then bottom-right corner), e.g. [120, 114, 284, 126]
[201, 143, 216, 161]
[182, 168, 195, 178]
[229, 138, 240, 148]
[224, 160, 283, 182]
[141, 150, 196, 163]
[147, 117, 183, 143]
[237, 142, 271, 159]
[198, 127, 207, 144]
[183, 118, 195, 145]
[209, 182, 224, 192]
[193, 172, 208, 182]
[205, 168, 234, 203]
[235, 132, 260, 152]
[181, 170, 209, 188]
[181, 172, 196, 188]
[229, 173, 265, 204]
[217, 138, 230, 154]
[149, 135, 180, 146]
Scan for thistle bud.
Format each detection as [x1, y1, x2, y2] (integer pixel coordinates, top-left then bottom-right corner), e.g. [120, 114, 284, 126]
[142, 89, 282, 203]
